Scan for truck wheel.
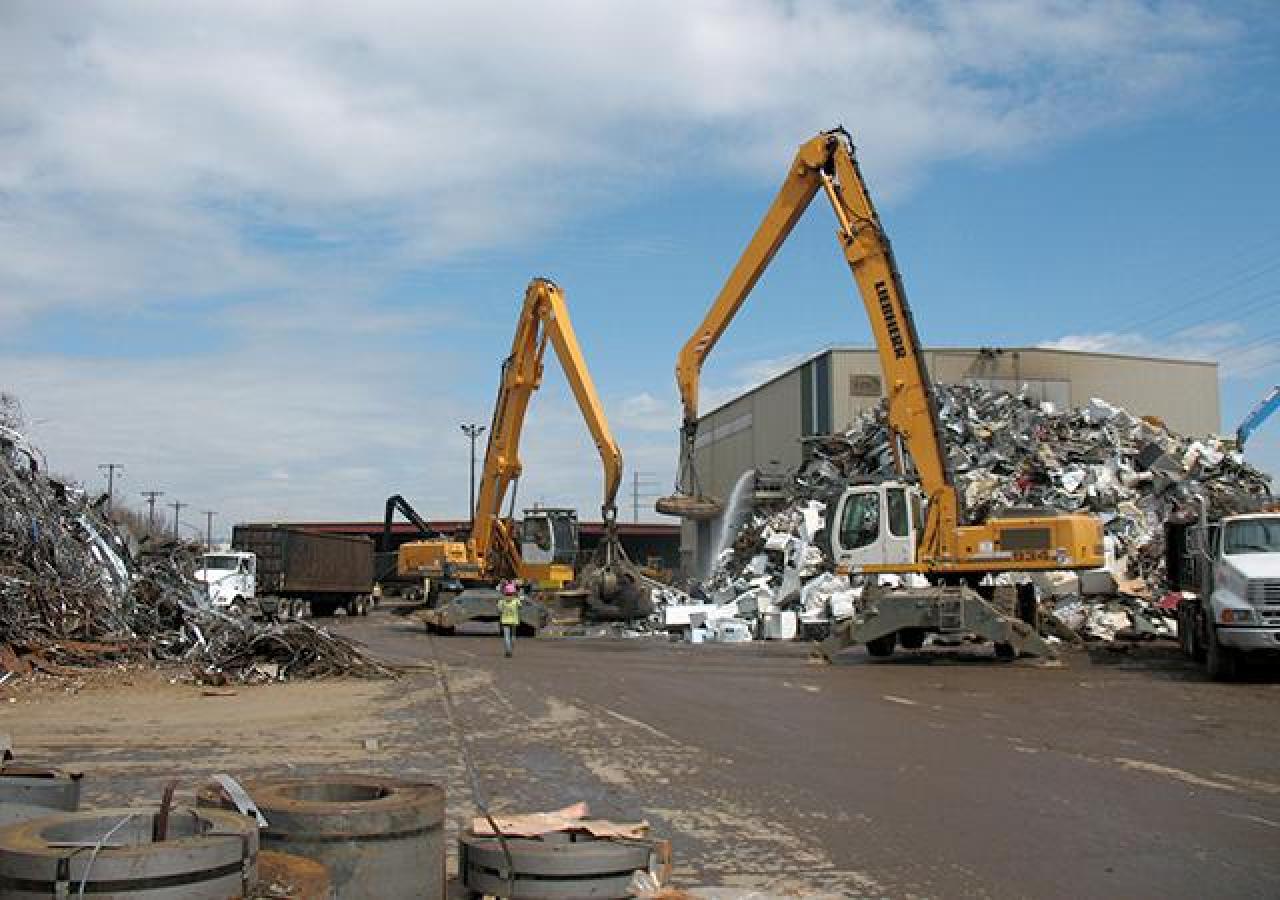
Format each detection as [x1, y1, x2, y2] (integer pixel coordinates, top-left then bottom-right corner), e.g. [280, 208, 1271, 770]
[1179, 606, 1200, 660]
[1015, 583, 1039, 629]
[865, 633, 896, 658]
[1183, 607, 1206, 662]
[1205, 623, 1239, 681]
[899, 629, 925, 650]
[994, 642, 1016, 661]
[311, 599, 337, 618]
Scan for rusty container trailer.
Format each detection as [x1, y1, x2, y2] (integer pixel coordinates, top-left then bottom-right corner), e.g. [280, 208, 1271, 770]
[232, 525, 374, 618]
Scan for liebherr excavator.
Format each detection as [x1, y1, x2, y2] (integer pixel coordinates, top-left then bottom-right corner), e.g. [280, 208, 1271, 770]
[657, 128, 1105, 658]
[399, 277, 649, 629]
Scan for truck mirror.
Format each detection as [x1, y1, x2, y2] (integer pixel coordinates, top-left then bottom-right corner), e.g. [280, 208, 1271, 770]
[1187, 527, 1206, 554]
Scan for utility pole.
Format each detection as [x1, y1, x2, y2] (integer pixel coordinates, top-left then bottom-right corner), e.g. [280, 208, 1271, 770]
[203, 510, 217, 550]
[460, 423, 486, 528]
[169, 500, 187, 539]
[140, 490, 164, 532]
[631, 471, 659, 523]
[98, 463, 123, 515]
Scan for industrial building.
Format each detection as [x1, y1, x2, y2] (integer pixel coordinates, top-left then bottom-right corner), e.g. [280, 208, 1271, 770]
[681, 345, 1220, 573]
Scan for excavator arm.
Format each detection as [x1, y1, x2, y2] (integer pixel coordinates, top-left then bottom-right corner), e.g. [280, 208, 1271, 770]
[661, 128, 1101, 578]
[472, 277, 626, 572]
[661, 129, 958, 551]
[1237, 385, 1280, 450]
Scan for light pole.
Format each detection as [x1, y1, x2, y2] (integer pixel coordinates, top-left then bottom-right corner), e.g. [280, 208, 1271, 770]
[203, 510, 217, 550]
[169, 500, 187, 540]
[141, 490, 164, 532]
[460, 423, 486, 528]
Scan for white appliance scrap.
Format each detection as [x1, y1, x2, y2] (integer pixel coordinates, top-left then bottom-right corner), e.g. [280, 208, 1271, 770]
[653, 384, 1270, 645]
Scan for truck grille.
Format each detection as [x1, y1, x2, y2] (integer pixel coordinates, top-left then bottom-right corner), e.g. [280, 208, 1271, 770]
[1247, 578, 1280, 606]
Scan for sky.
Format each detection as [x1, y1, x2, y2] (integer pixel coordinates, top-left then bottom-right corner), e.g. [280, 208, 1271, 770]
[2, 0, 1278, 540]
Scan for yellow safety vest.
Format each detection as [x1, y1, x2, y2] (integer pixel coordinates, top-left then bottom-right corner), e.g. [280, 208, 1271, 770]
[499, 596, 522, 626]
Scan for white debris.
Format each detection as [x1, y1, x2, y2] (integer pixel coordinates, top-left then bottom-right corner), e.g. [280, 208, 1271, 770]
[666, 383, 1270, 646]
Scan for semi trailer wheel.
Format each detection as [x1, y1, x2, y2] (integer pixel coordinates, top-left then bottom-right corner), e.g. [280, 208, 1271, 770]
[865, 633, 896, 658]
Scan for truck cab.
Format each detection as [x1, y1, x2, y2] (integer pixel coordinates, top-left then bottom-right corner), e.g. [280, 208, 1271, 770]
[194, 551, 256, 612]
[1174, 511, 1280, 679]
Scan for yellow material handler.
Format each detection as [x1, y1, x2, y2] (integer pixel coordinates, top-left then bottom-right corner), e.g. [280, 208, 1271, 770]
[400, 278, 649, 628]
[658, 128, 1105, 659]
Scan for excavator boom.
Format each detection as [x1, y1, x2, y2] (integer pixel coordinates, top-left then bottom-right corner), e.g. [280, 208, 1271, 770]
[471, 277, 625, 572]
[662, 127, 1103, 574]
[661, 130, 955, 537]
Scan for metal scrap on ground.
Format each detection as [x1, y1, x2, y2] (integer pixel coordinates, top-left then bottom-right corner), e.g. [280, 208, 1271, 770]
[657, 385, 1272, 646]
[0, 408, 392, 682]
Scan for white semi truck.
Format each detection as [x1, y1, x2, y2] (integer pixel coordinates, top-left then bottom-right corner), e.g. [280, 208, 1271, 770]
[1170, 504, 1280, 680]
[193, 550, 261, 615]
[195, 526, 375, 620]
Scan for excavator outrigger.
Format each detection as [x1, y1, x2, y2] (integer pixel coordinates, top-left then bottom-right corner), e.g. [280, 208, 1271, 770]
[657, 128, 1105, 659]
[399, 277, 649, 631]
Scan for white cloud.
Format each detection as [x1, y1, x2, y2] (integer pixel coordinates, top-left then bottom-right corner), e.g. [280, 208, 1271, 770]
[0, 1, 1247, 526]
[1040, 322, 1279, 379]
[701, 351, 814, 413]
[0, 1, 1239, 319]
[615, 392, 679, 433]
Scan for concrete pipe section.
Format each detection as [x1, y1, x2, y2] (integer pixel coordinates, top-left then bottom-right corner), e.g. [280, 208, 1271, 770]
[0, 806, 258, 898]
[0, 767, 82, 827]
[258, 849, 332, 900]
[200, 775, 445, 900]
[459, 831, 656, 899]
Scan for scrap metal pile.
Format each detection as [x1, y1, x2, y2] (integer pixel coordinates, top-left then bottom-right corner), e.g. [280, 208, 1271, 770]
[0, 407, 390, 681]
[663, 384, 1272, 645]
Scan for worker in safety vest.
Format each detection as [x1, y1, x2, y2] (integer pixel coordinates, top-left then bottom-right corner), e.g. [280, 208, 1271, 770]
[498, 580, 521, 657]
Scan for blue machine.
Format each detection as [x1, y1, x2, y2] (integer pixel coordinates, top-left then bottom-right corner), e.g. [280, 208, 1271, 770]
[1237, 385, 1280, 449]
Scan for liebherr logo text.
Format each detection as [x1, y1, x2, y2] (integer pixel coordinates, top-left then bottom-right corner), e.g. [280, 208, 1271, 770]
[876, 281, 907, 359]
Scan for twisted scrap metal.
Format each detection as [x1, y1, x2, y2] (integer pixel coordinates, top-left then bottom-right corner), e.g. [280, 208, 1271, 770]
[0, 418, 391, 681]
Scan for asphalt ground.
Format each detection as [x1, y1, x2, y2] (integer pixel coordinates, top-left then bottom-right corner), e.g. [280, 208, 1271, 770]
[343, 609, 1280, 898]
[7, 605, 1278, 898]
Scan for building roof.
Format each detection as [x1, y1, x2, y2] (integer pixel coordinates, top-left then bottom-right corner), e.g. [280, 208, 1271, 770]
[241, 520, 679, 538]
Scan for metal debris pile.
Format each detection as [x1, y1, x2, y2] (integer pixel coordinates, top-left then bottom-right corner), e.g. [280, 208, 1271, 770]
[190, 620, 396, 683]
[0, 407, 389, 681]
[660, 385, 1272, 644]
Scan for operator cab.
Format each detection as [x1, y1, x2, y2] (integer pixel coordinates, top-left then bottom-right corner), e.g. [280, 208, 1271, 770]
[519, 507, 579, 567]
[827, 481, 923, 571]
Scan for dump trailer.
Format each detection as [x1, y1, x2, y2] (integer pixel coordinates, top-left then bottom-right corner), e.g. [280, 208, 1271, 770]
[231, 525, 374, 618]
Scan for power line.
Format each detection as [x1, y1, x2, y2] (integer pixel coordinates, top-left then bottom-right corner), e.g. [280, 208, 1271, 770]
[1107, 254, 1280, 338]
[1141, 288, 1280, 345]
[1104, 235, 1280, 335]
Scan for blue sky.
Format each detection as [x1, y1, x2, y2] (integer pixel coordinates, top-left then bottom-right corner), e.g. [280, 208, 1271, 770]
[1, 1, 1277, 537]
